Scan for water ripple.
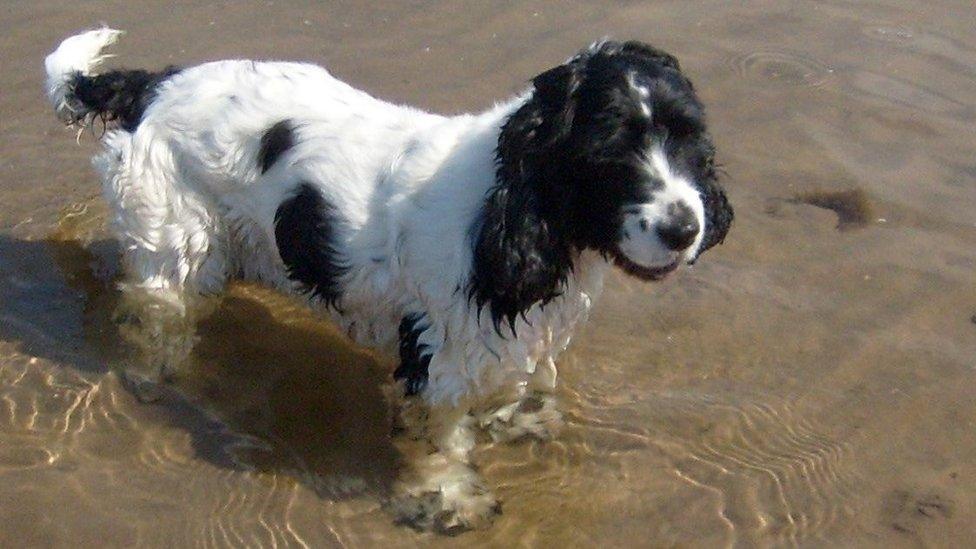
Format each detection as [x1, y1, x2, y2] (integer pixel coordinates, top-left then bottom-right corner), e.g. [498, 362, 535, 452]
[726, 50, 835, 87]
[862, 24, 915, 44]
[847, 70, 965, 115]
[606, 391, 862, 546]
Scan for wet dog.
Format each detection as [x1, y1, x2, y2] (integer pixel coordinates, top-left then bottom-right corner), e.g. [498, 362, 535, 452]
[45, 28, 731, 533]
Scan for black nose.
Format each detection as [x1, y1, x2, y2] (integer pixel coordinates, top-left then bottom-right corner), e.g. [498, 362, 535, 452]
[656, 204, 700, 251]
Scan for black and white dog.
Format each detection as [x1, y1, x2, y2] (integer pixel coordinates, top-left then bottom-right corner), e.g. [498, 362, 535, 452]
[45, 28, 731, 532]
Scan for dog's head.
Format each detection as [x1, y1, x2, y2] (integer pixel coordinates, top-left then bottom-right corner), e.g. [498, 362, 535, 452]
[473, 41, 732, 329]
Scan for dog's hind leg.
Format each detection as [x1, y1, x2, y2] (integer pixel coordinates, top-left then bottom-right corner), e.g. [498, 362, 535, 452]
[97, 133, 229, 297]
[95, 131, 228, 396]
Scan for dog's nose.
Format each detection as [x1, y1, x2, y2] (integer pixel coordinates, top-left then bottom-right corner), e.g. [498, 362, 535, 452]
[655, 203, 699, 251]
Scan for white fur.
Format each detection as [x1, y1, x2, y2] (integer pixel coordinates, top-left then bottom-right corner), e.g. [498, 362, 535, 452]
[45, 28, 609, 406]
[45, 27, 124, 122]
[617, 146, 707, 268]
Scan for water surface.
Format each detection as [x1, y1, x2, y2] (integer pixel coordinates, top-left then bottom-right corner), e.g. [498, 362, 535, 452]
[1, 1, 975, 546]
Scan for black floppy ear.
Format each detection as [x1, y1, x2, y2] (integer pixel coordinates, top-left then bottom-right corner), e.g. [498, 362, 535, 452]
[468, 61, 584, 335]
[692, 139, 733, 252]
[470, 180, 572, 335]
[490, 60, 585, 166]
[699, 175, 733, 252]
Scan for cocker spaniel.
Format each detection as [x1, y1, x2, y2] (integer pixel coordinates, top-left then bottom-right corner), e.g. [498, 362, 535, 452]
[45, 28, 732, 533]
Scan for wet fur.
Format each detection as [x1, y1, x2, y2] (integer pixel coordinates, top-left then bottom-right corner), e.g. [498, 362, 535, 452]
[67, 67, 182, 131]
[274, 182, 348, 308]
[44, 29, 731, 533]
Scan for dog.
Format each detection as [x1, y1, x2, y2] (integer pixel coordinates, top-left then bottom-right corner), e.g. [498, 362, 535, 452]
[44, 28, 732, 533]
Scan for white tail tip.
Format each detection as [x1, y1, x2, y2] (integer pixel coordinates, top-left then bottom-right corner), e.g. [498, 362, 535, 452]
[45, 27, 125, 122]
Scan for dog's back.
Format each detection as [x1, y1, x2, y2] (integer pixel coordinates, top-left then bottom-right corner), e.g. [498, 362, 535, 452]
[44, 29, 411, 302]
[42, 28, 532, 366]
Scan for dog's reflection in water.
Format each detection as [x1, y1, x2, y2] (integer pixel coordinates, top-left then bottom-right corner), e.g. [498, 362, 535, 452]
[47, 228, 400, 500]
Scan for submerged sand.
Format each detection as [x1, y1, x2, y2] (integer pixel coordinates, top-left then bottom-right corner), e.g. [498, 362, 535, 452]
[1, 1, 975, 546]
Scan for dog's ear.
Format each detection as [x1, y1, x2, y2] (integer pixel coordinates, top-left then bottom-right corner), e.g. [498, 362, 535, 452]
[526, 61, 584, 148]
[470, 61, 585, 334]
[470, 179, 573, 336]
[701, 179, 733, 251]
[687, 137, 732, 253]
[498, 59, 585, 159]
[698, 155, 733, 252]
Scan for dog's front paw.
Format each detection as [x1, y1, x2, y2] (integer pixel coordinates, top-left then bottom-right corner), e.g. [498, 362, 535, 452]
[479, 392, 563, 443]
[391, 456, 500, 534]
[393, 485, 500, 535]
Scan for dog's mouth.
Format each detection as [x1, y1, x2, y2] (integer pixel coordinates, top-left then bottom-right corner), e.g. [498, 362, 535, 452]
[609, 250, 680, 281]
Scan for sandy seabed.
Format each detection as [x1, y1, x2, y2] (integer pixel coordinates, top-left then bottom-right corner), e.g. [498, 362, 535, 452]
[1, 1, 975, 546]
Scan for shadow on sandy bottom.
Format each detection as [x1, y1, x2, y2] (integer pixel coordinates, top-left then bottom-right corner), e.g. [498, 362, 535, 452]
[0, 228, 402, 501]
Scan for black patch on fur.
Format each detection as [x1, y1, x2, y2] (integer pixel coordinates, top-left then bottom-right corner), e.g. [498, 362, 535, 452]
[470, 41, 732, 332]
[68, 66, 182, 131]
[394, 313, 431, 396]
[274, 183, 346, 308]
[258, 120, 296, 174]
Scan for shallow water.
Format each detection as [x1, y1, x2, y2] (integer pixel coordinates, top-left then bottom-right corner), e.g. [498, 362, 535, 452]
[2, 1, 975, 546]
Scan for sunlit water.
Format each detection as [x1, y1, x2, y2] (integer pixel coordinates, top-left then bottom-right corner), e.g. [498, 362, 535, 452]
[1, 1, 975, 546]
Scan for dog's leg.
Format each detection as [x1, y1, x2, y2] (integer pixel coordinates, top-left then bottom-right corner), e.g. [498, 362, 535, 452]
[112, 286, 205, 401]
[388, 315, 500, 534]
[391, 396, 500, 534]
[476, 356, 563, 443]
[477, 391, 563, 444]
[95, 132, 228, 398]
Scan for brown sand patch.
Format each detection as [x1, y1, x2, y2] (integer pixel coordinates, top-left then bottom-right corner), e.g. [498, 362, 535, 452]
[793, 188, 873, 230]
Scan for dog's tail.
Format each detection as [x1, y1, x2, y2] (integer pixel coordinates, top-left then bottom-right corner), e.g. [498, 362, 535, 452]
[45, 27, 125, 125]
[45, 27, 179, 132]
